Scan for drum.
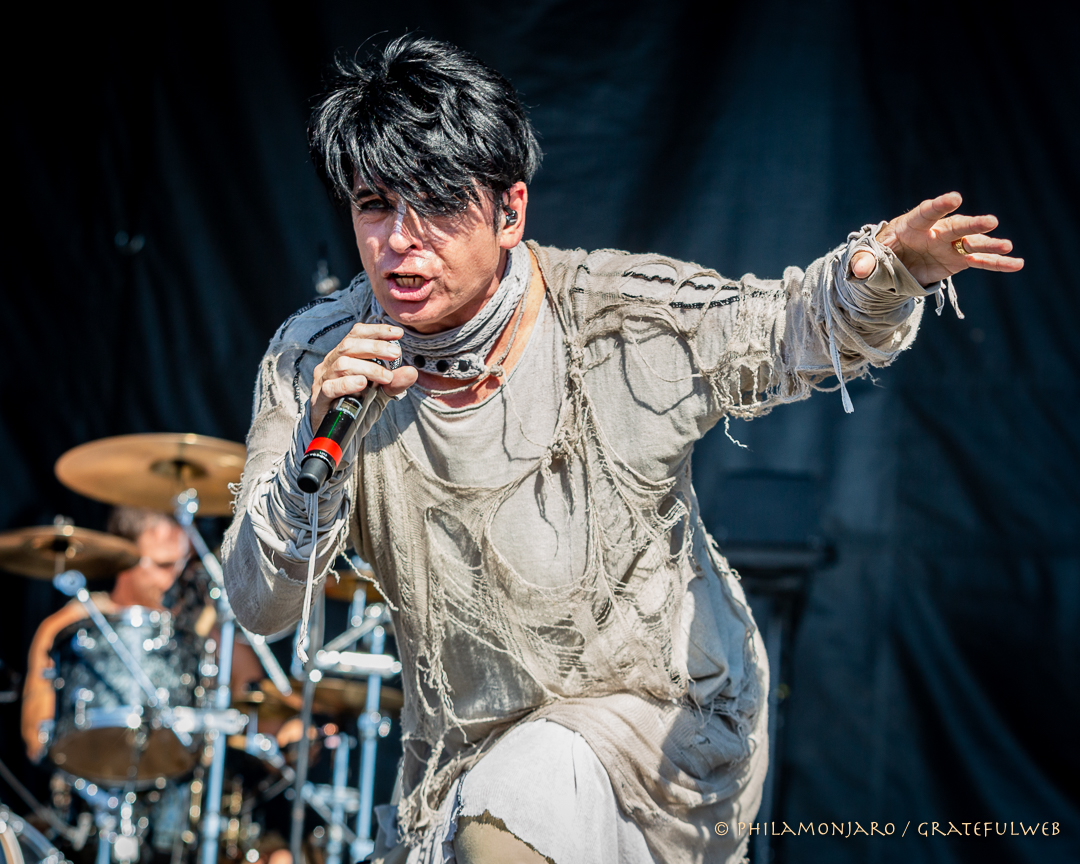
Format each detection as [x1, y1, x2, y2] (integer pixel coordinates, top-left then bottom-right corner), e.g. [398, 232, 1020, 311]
[0, 807, 65, 864]
[49, 607, 203, 785]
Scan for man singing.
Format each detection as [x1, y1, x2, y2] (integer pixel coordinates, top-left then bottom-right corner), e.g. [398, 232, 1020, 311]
[222, 36, 1021, 864]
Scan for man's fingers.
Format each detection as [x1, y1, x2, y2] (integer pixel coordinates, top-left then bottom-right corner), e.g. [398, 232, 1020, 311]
[317, 374, 373, 402]
[327, 355, 396, 384]
[960, 253, 1025, 273]
[905, 192, 963, 231]
[940, 213, 999, 240]
[347, 321, 404, 341]
[332, 336, 403, 363]
[957, 234, 1013, 255]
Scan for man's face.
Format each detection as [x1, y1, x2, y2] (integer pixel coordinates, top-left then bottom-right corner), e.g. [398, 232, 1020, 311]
[351, 182, 526, 334]
[124, 521, 189, 609]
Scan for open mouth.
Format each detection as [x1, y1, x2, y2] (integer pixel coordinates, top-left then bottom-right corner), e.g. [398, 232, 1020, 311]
[389, 273, 427, 289]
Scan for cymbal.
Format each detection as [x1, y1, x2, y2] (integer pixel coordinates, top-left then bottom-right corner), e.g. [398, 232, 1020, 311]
[55, 433, 246, 517]
[0, 525, 139, 579]
[324, 568, 386, 604]
[230, 689, 299, 723]
[259, 677, 403, 718]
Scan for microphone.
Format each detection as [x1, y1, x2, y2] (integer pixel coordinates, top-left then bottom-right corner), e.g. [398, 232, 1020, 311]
[297, 347, 402, 493]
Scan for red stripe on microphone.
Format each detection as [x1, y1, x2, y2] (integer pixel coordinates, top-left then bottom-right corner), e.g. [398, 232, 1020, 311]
[305, 436, 343, 465]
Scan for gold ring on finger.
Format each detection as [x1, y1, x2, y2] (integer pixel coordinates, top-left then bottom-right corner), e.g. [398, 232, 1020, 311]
[952, 237, 969, 256]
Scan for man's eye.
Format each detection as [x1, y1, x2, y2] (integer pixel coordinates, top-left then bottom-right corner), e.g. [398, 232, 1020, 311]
[358, 199, 390, 213]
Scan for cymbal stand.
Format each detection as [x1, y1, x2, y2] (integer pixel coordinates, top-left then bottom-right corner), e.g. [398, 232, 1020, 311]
[319, 587, 367, 864]
[287, 586, 397, 862]
[322, 732, 354, 864]
[172, 490, 238, 864]
[173, 490, 293, 696]
[76, 784, 139, 864]
[359, 612, 395, 859]
[312, 600, 395, 862]
[289, 593, 324, 864]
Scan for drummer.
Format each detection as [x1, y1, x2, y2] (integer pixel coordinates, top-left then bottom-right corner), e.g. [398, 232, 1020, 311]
[20, 506, 190, 761]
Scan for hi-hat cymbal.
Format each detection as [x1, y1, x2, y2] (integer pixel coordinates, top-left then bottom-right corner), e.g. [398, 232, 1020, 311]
[259, 677, 403, 718]
[55, 433, 246, 517]
[0, 525, 139, 579]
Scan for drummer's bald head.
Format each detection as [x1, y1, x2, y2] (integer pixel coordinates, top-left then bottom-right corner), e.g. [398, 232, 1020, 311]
[107, 506, 177, 544]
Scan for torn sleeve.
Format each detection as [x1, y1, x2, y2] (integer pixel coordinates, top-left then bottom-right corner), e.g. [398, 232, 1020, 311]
[221, 337, 392, 635]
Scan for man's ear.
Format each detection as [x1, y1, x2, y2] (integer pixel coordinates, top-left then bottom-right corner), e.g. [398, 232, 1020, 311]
[498, 181, 528, 248]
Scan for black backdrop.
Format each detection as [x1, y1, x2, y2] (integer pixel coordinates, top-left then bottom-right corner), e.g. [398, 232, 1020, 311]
[2, 2, 1078, 862]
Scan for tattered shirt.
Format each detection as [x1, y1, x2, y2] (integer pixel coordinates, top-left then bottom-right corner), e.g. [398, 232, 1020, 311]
[222, 225, 944, 862]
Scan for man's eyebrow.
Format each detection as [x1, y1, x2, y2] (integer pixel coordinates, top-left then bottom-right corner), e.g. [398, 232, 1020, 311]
[354, 187, 385, 200]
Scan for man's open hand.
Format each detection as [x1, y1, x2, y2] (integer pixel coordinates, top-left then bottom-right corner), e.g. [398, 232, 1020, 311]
[850, 192, 1024, 286]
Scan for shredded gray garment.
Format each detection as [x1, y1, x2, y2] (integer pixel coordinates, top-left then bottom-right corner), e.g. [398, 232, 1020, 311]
[223, 289, 394, 636]
[222, 227, 946, 862]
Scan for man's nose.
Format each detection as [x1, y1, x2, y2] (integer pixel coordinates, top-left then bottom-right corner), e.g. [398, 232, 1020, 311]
[387, 201, 423, 252]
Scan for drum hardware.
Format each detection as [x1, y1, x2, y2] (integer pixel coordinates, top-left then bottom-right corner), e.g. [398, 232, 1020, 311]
[161, 706, 247, 737]
[259, 677, 404, 722]
[179, 502, 233, 864]
[47, 430, 292, 863]
[322, 729, 353, 864]
[288, 595, 324, 864]
[49, 574, 206, 786]
[69, 784, 142, 864]
[54, 433, 246, 518]
[52, 572, 167, 714]
[285, 589, 397, 864]
[49, 575, 205, 781]
[0, 805, 67, 864]
[0, 523, 139, 580]
[319, 601, 388, 653]
[300, 781, 359, 854]
[41, 435, 402, 863]
[351, 610, 392, 862]
[172, 490, 292, 697]
[171, 488, 291, 864]
[314, 650, 400, 679]
[0, 759, 85, 854]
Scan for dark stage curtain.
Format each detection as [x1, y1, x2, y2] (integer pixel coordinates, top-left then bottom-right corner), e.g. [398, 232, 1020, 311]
[2, 2, 1077, 861]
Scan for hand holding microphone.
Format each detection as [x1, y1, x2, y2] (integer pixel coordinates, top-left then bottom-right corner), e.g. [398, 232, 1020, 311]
[298, 324, 416, 493]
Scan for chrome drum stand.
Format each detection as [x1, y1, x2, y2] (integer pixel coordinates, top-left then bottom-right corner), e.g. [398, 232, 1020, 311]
[288, 569, 400, 864]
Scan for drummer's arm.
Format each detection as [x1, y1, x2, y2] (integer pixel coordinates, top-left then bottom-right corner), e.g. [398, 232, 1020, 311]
[21, 604, 87, 761]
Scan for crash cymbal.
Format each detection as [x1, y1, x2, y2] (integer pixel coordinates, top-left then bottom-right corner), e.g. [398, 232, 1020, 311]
[0, 524, 139, 579]
[324, 568, 385, 604]
[55, 433, 246, 516]
[259, 677, 403, 718]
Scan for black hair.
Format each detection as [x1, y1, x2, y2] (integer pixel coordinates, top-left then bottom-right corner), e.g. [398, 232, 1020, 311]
[309, 35, 542, 222]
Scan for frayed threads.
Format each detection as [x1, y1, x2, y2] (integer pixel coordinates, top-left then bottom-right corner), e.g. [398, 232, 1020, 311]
[295, 491, 319, 664]
[934, 274, 964, 319]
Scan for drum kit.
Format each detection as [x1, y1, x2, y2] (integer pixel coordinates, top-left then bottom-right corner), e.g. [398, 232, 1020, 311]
[0, 434, 401, 864]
